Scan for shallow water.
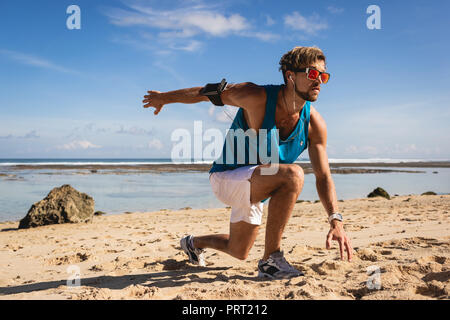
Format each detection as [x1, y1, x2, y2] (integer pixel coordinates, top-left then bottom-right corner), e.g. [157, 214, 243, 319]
[0, 167, 449, 222]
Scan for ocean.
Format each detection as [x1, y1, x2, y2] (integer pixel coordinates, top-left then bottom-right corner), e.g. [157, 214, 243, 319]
[0, 158, 449, 223]
[0, 158, 441, 166]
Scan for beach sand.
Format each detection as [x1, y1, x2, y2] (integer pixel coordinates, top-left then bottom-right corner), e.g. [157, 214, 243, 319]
[0, 194, 449, 300]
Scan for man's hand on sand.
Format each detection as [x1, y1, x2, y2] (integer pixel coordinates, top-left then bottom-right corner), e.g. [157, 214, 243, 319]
[143, 90, 164, 115]
[326, 221, 353, 261]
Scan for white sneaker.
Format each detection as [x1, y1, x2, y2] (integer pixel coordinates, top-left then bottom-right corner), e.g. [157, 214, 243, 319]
[180, 235, 206, 267]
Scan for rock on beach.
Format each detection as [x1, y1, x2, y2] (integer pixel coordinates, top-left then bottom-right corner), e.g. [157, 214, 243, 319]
[18, 184, 95, 229]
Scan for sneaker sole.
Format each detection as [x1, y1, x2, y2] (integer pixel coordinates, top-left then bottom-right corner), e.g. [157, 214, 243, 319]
[258, 271, 276, 279]
[257, 270, 304, 280]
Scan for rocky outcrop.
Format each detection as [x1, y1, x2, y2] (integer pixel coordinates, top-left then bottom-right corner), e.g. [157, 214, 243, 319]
[367, 187, 391, 200]
[19, 185, 94, 229]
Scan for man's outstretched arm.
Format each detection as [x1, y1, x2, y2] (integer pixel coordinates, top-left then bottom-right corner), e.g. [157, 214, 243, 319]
[143, 87, 208, 115]
[308, 106, 353, 261]
[142, 82, 264, 115]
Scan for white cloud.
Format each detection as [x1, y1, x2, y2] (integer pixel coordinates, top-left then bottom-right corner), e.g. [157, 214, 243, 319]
[0, 49, 78, 74]
[159, 29, 198, 39]
[23, 130, 40, 139]
[66, 123, 111, 139]
[215, 107, 237, 123]
[104, 2, 281, 52]
[0, 130, 40, 139]
[148, 138, 163, 150]
[167, 40, 203, 52]
[105, 5, 250, 38]
[284, 12, 328, 35]
[345, 145, 379, 155]
[58, 140, 101, 150]
[345, 145, 358, 154]
[115, 125, 153, 136]
[207, 104, 237, 123]
[208, 105, 215, 117]
[265, 15, 276, 26]
[390, 144, 418, 154]
[327, 6, 344, 14]
[239, 31, 280, 42]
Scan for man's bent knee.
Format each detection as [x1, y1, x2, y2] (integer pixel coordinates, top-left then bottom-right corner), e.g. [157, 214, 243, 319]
[228, 243, 252, 260]
[232, 248, 250, 261]
[228, 221, 258, 260]
[281, 164, 304, 191]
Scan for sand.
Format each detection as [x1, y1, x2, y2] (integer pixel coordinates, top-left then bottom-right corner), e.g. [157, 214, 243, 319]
[0, 194, 449, 300]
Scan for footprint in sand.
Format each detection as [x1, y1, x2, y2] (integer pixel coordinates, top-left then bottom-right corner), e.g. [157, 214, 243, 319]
[379, 249, 393, 256]
[124, 285, 160, 299]
[310, 259, 352, 276]
[356, 248, 380, 262]
[143, 258, 188, 271]
[45, 252, 90, 266]
[415, 280, 449, 298]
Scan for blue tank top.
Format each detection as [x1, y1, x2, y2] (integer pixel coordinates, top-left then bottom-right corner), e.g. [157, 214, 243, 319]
[209, 85, 310, 173]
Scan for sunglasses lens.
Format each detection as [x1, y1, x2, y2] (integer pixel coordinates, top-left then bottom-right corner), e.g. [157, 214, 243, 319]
[321, 73, 330, 84]
[307, 69, 320, 80]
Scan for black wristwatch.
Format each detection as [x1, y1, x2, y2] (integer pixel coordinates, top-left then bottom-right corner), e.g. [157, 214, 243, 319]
[200, 78, 228, 106]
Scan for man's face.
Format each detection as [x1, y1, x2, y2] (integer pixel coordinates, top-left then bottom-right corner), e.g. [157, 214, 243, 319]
[293, 59, 326, 102]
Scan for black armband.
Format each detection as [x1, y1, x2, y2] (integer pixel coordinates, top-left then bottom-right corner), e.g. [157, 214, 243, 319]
[200, 78, 227, 106]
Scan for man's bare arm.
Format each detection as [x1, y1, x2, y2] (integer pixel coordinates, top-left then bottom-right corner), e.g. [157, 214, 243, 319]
[221, 82, 265, 110]
[143, 87, 208, 115]
[143, 82, 264, 115]
[308, 106, 353, 261]
[308, 107, 338, 216]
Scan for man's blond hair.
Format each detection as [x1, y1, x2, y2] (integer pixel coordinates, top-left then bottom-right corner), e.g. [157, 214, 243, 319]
[279, 46, 326, 83]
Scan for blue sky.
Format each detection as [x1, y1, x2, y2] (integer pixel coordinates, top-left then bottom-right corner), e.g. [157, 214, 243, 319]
[0, 0, 449, 159]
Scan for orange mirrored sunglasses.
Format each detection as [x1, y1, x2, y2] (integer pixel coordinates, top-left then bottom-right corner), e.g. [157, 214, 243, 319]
[292, 67, 330, 84]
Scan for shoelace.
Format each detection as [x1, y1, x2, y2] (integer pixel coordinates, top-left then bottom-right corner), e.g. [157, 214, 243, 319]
[271, 255, 297, 272]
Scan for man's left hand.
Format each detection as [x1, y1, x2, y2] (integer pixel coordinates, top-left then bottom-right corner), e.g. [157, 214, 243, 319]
[326, 221, 353, 261]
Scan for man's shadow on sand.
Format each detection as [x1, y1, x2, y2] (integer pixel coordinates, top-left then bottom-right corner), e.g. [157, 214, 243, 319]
[0, 259, 267, 296]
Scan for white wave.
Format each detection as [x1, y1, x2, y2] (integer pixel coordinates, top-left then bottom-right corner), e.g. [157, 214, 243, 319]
[295, 158, 449, 164]
[1, 158, 448, 166]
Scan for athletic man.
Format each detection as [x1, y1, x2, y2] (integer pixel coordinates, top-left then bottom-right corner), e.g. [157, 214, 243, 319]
[143, 46, 353, 279]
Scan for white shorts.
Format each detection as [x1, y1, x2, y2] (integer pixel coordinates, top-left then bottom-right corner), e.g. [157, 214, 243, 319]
[209, 165, 264, 225]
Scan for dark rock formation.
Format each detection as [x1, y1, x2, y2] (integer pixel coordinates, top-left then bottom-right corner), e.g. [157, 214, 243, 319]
[367, 187, 391, 200]
[19, 185, 94, 229]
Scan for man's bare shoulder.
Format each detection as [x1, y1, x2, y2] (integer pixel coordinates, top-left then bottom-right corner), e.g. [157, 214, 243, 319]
[226, 82, 265, 94]
[222, 82, 266, 110]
